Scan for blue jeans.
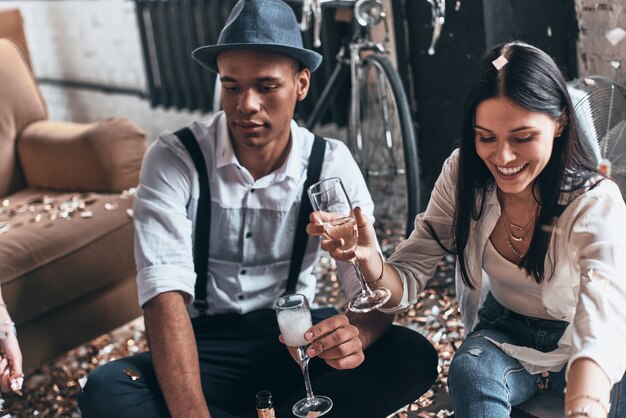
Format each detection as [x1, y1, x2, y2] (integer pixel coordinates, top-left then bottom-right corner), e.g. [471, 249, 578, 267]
[448, 293, 625, 418]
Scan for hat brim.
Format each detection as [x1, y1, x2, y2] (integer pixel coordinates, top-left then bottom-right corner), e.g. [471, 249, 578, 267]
[192, 43, 322, 73]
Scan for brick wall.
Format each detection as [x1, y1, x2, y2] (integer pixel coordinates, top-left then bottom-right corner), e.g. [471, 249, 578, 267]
[0, 0, 211, 142]
[576, 0, 626, 85]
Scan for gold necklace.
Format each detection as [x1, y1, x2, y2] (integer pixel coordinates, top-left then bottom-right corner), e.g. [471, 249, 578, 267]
[497, 190, 538, 259]
[499, 216, 526, 258]
[501, 210, 534, 242]
[505, 235, 525, 258]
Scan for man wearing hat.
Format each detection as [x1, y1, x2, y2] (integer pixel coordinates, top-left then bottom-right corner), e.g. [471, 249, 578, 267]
[78, 1, 437, 417]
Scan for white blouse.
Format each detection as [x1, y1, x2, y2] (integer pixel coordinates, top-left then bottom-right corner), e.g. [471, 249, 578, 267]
[483, 239, 551, 320]
[385, 149, 626, 385]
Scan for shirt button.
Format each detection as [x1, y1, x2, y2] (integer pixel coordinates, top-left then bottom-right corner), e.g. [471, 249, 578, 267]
[245, 232, 252, 238]
[237, 294, 245, 300]
[250, 189, 256, 193]
[240, 269, 247, 275]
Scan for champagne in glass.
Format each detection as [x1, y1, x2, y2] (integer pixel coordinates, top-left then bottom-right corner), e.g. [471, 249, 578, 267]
[275, 294, 333, 417]
[308, 177, 391, 312]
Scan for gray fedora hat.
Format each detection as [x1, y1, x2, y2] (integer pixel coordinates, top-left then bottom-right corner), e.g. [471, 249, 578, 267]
[192, 0, 322, 73]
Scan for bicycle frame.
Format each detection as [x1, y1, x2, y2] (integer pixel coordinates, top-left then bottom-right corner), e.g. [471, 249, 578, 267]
[303, 0, 420, 238]
[349, 41, 393, 170]
[304, 4, 393, 169]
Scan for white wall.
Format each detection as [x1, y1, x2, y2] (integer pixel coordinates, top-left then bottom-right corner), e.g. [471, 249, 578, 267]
[1, 0, 212, 141]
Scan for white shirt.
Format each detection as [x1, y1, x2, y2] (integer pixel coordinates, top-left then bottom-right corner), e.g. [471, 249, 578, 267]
[134, 112, 373, 317]
[483, 239, 551, 320]
[386, 149, 626, 385]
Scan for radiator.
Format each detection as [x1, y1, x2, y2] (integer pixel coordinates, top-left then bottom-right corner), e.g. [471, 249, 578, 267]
[135, 0, 237, 112]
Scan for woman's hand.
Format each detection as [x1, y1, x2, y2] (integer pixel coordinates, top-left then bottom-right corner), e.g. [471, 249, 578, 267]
[306, 207, 379, 265]
[0, 325, 23, 394]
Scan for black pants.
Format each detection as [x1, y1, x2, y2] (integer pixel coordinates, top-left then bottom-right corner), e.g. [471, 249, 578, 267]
[78, 308, 438, 418]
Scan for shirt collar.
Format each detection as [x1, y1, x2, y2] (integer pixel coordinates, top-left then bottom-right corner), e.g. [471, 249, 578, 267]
[214, 113, 303, 181]
[487, 184, 500, 207]
[215, 113, 238, 169]
[282, 119, 304, 181]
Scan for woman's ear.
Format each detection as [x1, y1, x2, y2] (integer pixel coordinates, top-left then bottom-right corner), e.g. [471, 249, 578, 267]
[555, 110, 568, 138]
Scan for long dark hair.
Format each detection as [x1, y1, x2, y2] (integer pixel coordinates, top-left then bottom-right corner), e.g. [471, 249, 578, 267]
[452, 41, 600, 288]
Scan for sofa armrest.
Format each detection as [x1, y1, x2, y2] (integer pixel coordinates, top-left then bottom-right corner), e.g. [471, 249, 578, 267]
[17, 117, 147, 192]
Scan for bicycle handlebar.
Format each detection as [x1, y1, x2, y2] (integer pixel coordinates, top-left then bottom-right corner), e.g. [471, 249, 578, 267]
[302, 0, 447, 55]
[300, 0, 384, 49]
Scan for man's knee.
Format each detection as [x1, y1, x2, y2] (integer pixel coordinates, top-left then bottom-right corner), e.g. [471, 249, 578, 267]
[380, 326, 438, 371]
[370, 325, 438, 393]
[78, 362, 125, 418]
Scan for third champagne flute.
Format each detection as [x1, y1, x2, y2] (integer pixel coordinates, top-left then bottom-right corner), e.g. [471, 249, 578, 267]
[308, 177, 391, 312]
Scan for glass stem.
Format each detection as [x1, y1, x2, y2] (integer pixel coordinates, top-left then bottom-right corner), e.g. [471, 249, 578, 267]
[297, 346, 316, 403]
[351, 259, 375, 296]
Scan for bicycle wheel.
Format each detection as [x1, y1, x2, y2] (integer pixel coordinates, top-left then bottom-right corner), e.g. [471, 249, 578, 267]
[350, 54, 420, 255]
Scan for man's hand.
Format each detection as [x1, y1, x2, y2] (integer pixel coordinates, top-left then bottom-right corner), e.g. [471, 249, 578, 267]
[280, 314, 364, 370]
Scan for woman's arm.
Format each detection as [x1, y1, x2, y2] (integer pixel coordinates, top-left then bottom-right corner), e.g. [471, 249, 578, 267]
[0, 290, 23, 394]
[307, 150, 460, 311]
[565, 181, 626, 417]
[565, 358, 611, 418]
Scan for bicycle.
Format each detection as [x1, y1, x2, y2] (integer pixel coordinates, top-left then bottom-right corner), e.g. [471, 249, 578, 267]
[300, 0, 420, 254]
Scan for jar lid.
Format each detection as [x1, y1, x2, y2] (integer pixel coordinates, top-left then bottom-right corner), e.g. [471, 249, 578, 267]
[256, 390, 273, 409]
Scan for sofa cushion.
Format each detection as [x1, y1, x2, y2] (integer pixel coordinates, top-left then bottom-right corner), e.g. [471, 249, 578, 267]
[18, 118, 147, 193]
[0, 9, 31, 67]
[0, 39, 47, 198]
[0, 188, 137, 324]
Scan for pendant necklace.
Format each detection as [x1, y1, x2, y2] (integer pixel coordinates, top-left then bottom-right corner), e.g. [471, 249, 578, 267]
[501, 210, 534, 242]
[498, 190, 538, 259]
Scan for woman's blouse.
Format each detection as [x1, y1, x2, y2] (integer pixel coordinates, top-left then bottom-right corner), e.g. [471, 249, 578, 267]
[384, 149, 626, 385]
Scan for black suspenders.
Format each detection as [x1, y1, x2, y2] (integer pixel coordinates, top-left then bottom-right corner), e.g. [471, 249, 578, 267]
[285, 134, 327, 296]
[173, 127, 327, 314]
[174, 127, 211, 313]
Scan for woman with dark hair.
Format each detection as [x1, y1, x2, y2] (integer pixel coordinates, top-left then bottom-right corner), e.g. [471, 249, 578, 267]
[308, 41, 626, 417]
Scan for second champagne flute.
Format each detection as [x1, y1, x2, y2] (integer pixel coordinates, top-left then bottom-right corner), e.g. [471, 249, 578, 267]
[307, 177, 391, 312]
[275, 294, 333, 417]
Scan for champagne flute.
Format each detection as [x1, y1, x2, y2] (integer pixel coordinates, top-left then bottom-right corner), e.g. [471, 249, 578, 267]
[275, 294, 333, 417]
[308, 177, 391, 313]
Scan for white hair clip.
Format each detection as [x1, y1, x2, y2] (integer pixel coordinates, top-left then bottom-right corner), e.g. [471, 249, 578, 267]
[492, 55, 508, 70]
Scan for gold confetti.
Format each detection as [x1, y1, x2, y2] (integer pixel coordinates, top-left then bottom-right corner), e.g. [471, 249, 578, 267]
[123, 369, 140, 381]
[1, 220, 459, 416]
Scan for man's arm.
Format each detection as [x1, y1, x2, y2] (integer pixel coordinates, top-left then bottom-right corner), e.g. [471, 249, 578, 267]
[144, 291, 211, 418]
[346, 309, 393, 349]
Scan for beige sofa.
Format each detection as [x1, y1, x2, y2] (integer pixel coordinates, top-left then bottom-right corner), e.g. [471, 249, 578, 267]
[0, 34, 147, 371]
